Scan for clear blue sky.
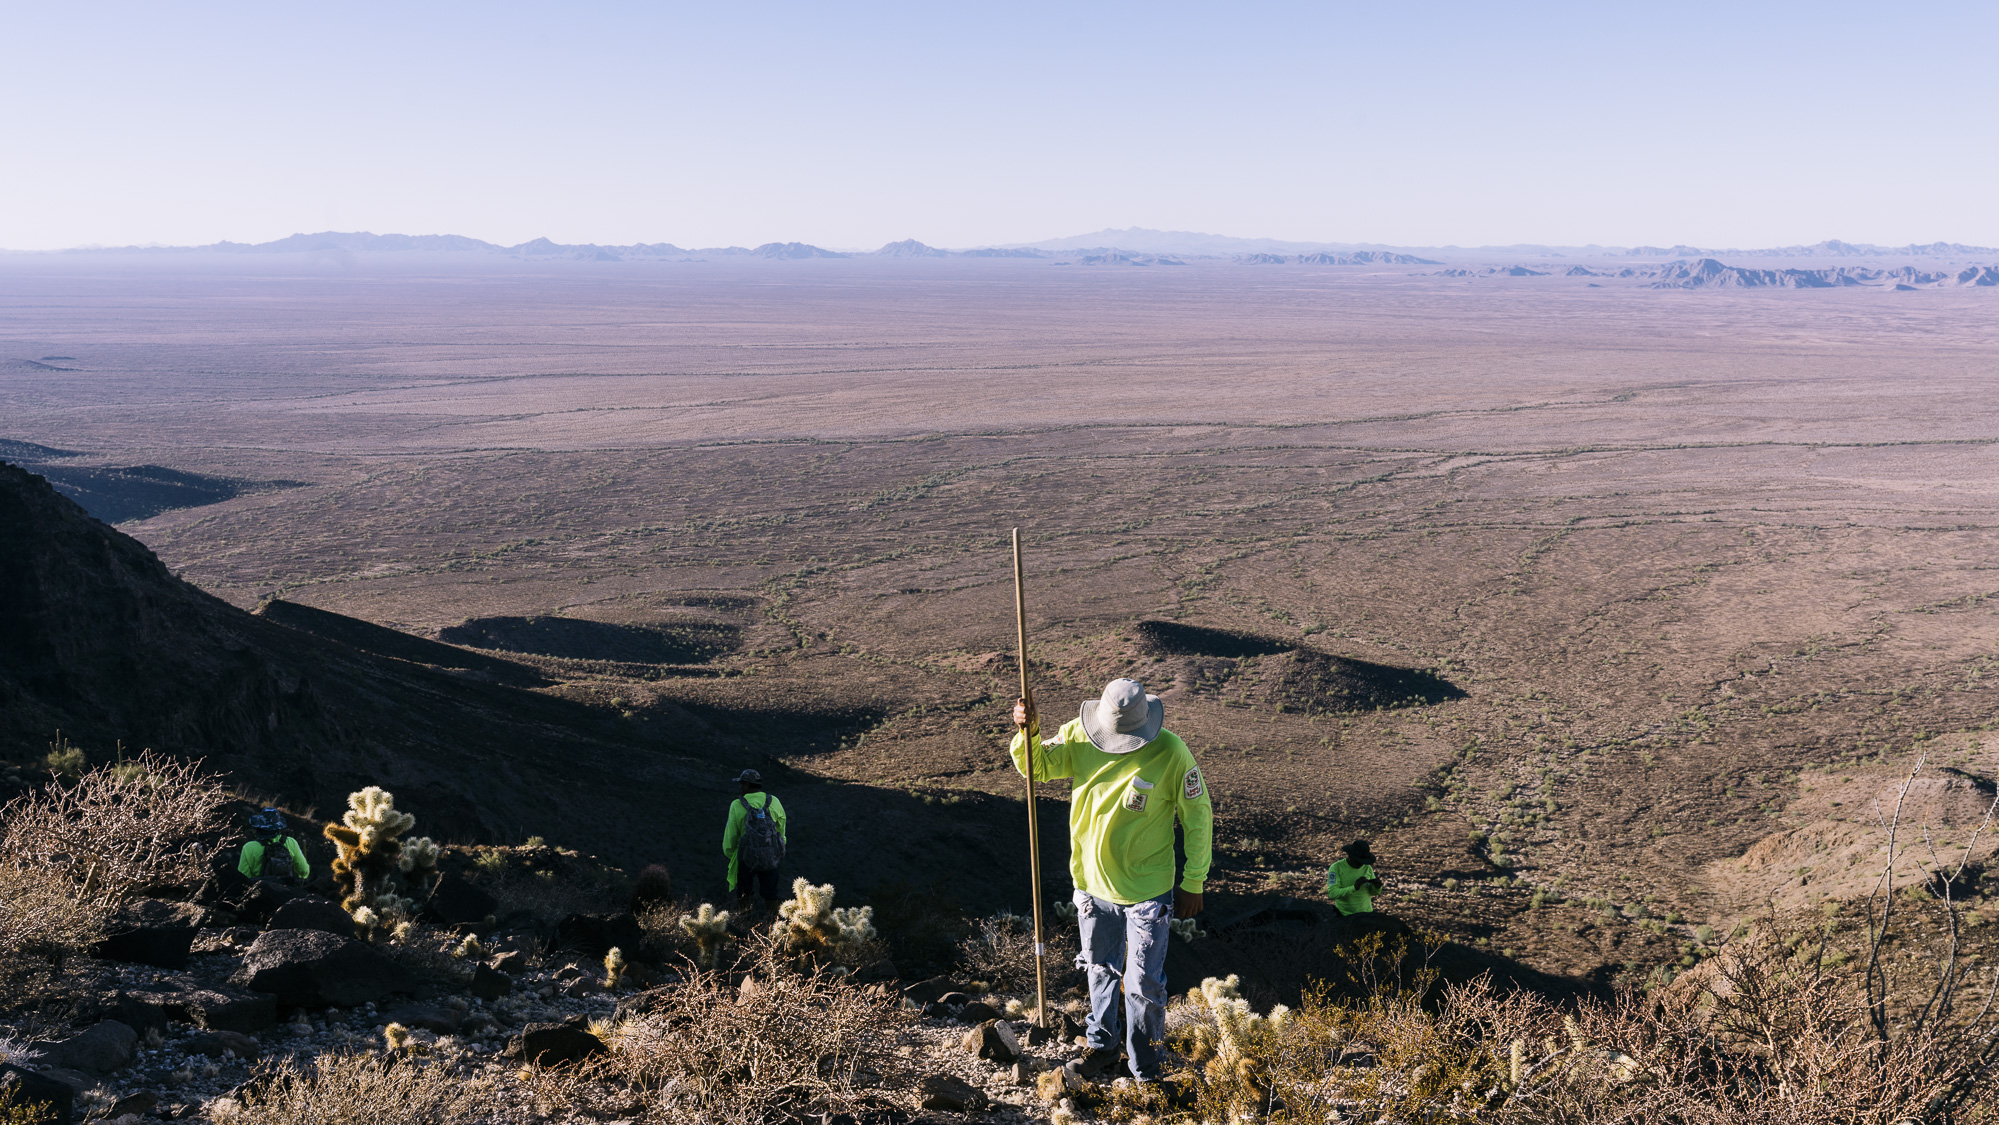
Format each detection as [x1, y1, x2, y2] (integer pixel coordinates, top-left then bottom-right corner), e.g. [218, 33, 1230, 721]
[5, 2, 1995, 251]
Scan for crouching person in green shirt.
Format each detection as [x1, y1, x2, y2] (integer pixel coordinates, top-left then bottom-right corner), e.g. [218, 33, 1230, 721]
[1011, 679, 1213, 1085]
[238, 809, 310, 883]
[1326, 839, 1382, 915]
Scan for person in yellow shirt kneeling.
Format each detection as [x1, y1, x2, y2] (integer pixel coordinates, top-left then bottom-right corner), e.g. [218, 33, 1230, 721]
[1325, 839, 1382, 915]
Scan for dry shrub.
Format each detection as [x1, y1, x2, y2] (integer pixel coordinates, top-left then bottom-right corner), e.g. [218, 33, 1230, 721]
[956, 910, 1078, 993]
[549, 931, 910, 1125]
[0, 864, 105, 972]
[0, 750, 231, 903]
[222, 1051, 508, 1125]
[1166, 911, 1999, 1125]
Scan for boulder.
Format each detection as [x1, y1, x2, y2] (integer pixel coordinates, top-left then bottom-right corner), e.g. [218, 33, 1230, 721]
[468, 962, 513, 1000]
[232, 928, 416, 1008]
[233, 879, 298, 923]
[179, 1030, 261, 1059]
[77, 992, 167, 1039]
[16, 1020, 137, 1075]
[0, 1064, 73, 1125]
[512, 1018, 606, 1066]
[421, 874, 498, 927]
[916, 1074, 987, 1112]
[553, 911, 643, 958]
[91, 900, 203, 970]
[267, 897, 355, 937]
[108, 1092, 159, 1118]
[132, 986, 277, 1033]
[900, 976, 958, 1005]
[957, 1000, 1002, 1025]
[961, 1019, 1019, 1063]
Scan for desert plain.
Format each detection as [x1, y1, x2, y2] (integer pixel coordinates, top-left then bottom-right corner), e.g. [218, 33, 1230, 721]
[4, 252, 1997, 990]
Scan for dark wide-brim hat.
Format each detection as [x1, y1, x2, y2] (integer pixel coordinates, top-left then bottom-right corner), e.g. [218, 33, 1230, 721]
[1079, 678, 1164, 754]
[1343, 839, 1376, 866]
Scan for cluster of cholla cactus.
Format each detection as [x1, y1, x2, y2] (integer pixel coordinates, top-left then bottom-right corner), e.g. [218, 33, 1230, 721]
[679, 903, 735, 969]
[1172, 974, 1291, 1082]
[776, 877, 877, 968]
[324, 787, 438, 936]
[603, 946, 627, 989]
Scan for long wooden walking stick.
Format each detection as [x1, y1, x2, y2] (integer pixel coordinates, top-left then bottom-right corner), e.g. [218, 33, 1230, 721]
[1013, 527, 1050, 1030]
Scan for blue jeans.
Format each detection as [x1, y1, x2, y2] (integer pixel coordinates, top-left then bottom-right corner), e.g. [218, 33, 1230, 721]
[1074, 888, 1174, 1081]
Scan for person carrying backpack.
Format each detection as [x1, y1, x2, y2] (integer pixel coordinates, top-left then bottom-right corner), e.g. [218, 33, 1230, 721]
[722, 769, 787, 904]
[238, 808, 310, 882]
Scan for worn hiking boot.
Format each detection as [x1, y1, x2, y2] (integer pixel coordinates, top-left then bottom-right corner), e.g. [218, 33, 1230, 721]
[1071, 1045, 1123, 1080]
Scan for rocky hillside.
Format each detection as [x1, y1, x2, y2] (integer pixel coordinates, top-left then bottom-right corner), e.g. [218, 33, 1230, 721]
[0, 461, 1058, 910]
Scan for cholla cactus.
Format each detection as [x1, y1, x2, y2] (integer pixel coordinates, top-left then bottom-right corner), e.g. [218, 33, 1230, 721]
[777, 879, 878, 968]
[1169, 917, 1205, 942]
[325, 787, 425, 926]
[1175, 975, 1290, 1079]
[679, 903, 734, 968]
[383, 1022, 411, 1053]
[399, 835, 441, 876]
[603, 946, 627, 989]
[778, 878, 836, 936]
[826, 905, 877, 965]
[452, 933, 486, 960]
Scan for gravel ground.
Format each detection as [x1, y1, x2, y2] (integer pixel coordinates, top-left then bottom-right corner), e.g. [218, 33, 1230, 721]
[1, 931, 1104, 1124]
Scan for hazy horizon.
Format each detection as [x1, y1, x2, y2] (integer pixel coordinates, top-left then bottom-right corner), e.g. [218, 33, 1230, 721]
[6, 3, 1997, 252]
[8, 224, 1996, 260]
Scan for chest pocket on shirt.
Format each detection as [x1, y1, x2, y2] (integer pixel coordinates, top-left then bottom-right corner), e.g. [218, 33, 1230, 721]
[1122, 775, 1155, 812]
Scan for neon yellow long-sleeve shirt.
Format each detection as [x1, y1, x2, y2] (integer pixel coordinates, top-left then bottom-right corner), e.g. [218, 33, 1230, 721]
[1010, 718, 1213, 905]
[1326, 859, 1378, 915]
[722, 791, 786, 890]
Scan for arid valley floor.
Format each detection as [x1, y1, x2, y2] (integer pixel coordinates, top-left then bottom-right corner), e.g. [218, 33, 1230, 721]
[5, 254, 1998, 992]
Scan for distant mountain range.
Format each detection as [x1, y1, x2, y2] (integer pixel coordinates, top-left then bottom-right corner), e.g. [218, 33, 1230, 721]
[1428, 258, 1999, 290]
[17, 228, 1997, 264]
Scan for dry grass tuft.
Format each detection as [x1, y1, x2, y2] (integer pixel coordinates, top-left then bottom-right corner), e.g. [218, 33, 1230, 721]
[544, 931, 910, 1125]
[220, 1051, 509, 1124]
[956, 910, 1079, 994]
[1164, 909, 1999, 1125]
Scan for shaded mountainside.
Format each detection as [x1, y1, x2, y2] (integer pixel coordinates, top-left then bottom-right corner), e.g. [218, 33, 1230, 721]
[0, 461, 1056, 911]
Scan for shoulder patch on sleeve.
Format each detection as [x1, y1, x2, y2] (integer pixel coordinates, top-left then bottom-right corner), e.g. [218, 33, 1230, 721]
[1183, 766, 1205, 800]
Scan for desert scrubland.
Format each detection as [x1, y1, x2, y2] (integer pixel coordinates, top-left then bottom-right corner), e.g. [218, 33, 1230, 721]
[5, 253, 1997, 990]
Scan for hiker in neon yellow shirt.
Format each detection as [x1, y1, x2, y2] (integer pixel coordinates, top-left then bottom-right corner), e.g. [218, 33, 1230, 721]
[1326, 839, 1382, 915]
[722, 769, 787, 905]
[1011, 678, 1213, 1084]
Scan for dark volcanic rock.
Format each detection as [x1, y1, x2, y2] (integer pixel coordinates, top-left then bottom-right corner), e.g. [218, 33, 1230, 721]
[957, 1000, 1002, 1024]
[421, 874, 498, 926]
[180, 1030, 261, 1059]
[92, 899, 203, 969]
[0, 1064, 73, 1125]
[554, 911, 643, 958]
[513, 1018, 606, 1066]
[16, 1020, 137, 1075]
[900, 976, 959, 1005]
[267, 896, 355, 937]
[961, 1019, 1019, 1063]
[469, 962, 513, 1000]
[917, 1073, 987, 1112]
[232, 928, 416, 1008]
[136, 985, 278, 1032]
